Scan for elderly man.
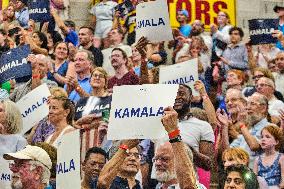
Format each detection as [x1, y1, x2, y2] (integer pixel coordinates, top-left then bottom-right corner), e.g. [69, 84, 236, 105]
[97, 140, 142, 189]
[65, 49, 93, 102]
[3, 145, 52, 189]
[154, 106, 207, 189]
[10, 54, 58, 102]
[256, 77, 284, 117]
[81, 147, 108, 189]
[274, 52, 284, 96]
[222, 93, 271, 168]
[78, 26, 103, 67]
[107, 48, 139, 89]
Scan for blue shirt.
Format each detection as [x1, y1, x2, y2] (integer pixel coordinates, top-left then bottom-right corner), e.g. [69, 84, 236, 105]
[276, 24, 284, 50]
[47, 61, 69, 87]
[179, 24, 192, 37]
[65, 76, 92, 102]
[230, 118, 270, 168]
[65, 30, 79, 47]
[15, 7, 29, 28]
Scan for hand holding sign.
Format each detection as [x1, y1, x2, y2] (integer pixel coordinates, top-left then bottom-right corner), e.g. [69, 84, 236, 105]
[135, 36, 149, 57]
[161, 106, 178, 134]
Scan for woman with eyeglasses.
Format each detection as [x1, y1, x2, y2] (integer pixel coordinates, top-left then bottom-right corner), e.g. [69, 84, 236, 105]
[74, 67, 112, 156]
[224, 165, 259, 189]
[45, 95, 75, 148]
[242, 67, 284, 101]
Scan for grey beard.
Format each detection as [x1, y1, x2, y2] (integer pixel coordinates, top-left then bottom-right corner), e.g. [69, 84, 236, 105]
[11, 179, 23, 189]
[156, 170, 177, 183]
[247, 114, 263, 127]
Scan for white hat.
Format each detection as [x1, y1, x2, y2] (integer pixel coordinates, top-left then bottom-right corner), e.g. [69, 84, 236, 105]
[3, 145, 52, 170]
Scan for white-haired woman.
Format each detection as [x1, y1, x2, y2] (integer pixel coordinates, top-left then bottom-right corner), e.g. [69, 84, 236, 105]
[0, 100, 27, 156]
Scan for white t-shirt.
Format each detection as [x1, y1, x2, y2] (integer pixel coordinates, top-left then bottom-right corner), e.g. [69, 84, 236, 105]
[178, 117, 215, 151]
[268, 97, 284, 116]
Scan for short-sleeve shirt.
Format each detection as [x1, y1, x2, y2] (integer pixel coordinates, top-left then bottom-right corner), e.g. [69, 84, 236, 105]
[107, 71, 140, 89]
[65, 30, 79, 46]
[230, 118, 270, 168]
[110, 176, 141, 189]
[65, 76, 92, 102]
[178, 117, 215, 151]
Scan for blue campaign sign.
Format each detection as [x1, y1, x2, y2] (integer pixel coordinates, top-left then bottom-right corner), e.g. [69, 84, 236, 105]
[249, 19, 278, 45]
[0, 45, 32, 84]
[28, 0, 50, 22]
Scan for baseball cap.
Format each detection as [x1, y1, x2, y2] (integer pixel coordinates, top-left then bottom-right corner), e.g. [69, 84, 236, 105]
[274, 5, 284, 13]
[178, 9, 189, 18]
[3, 145, 52, 170]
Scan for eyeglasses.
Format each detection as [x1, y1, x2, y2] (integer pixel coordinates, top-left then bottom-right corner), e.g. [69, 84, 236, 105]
[91, 74, 105, 79]
[275, 57, 284, 61]
[126, 152, 141, 159]
[230, 32, 240, 36]
[152, 156, 170, 163]
[256, 83, 273, 88]
[252, 75, 264, 80]
[225, 97, 241, 104]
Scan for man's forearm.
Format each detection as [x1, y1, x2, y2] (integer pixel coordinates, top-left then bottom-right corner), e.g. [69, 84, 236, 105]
[171, 142, 197, 189]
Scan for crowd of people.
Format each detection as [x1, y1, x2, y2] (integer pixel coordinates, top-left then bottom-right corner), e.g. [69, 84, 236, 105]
[1, 0, 284, 189]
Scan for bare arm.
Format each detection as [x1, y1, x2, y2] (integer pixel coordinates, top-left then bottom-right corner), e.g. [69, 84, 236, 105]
[50, 8, 69, 35]
[97, 140, 139, 189]
[191, 141, 213, 171]
[253, 156, 259, 175]
[240, 125, 261, 152]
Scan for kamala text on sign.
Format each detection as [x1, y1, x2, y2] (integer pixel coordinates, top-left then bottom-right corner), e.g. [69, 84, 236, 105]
[168, 0, 236, 30]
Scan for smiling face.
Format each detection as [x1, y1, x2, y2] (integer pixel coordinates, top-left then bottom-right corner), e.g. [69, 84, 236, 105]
[48, 98, 69, 125]
[173, 85, 191, 115]
[225, 89, 245, 115]
[54, 42, 68, 60]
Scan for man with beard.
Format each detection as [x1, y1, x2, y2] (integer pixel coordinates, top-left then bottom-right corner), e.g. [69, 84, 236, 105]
[107, 48, 139, 89]
[174, 84, 214, 171]
[229, 92, 271, 168]
[81, 147, 108, 189]
[190, 20, 212, 51]
[3, 145, 52, 189]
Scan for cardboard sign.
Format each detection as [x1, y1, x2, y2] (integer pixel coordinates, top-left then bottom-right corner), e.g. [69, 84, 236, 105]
[0, 45, 31, 84]
[159, 59, 198, 95]
[136, 0, 173, 42]
[56, 130, 81, 189]
[16, 84, 50, 135]
[74, 96, 112, 121]
[28, 0, 50, 22]
[249, 19, 278, 45]
[0, 159, 12, 189]
[107, 84, 179, 140]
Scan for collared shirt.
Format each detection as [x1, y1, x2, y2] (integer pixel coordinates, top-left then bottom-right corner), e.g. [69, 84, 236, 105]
[15, 7, 29, 28]
[10, 78, 58, 102]
[222, 43, 248, 71]
[110, 176, 141, 189]
[155, 182, 207, 189]
[230, 118, 270, 168]
[66, 75, 92, 102]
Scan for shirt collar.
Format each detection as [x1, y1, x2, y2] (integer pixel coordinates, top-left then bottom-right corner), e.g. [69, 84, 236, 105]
[253, 118, 268, 130]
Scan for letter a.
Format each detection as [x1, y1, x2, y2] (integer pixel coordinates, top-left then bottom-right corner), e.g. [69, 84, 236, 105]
[158, 18, 165, 26]
[156, 107, 164, 116]
[69, 159, 76, 171]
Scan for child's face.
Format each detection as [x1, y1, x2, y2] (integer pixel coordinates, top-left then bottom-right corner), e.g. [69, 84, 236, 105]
[223, 157, 246, 170]
[260, 129, 278, 150]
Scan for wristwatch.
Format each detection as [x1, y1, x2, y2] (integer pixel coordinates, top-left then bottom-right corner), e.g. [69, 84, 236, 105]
[169, 135, 182, 143]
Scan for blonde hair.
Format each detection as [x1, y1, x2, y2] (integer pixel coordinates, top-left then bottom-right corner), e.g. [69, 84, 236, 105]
[222, 148, 249, 166]
[49, 87, 68, 98]
[1, 100, 23, 134]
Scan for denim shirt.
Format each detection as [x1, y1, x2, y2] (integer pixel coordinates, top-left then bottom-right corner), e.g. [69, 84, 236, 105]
[15, 7, 29, 28]
[230, 118, 270, 168]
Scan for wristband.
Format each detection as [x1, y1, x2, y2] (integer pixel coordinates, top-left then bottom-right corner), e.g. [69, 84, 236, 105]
[169, 135, 182, 143]
[51, 71, 57, 76]
[168, 129, 180, 139]
[119, 144, 129, 153]
[240, 124, 246, 129]
[32, 74, 40, 79]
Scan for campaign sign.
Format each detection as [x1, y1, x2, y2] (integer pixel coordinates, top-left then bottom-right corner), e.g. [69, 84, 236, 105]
[75, 96, 112, 121]
[248, 19, 278, 45]
[28, 0, 50, 22]
[56, 130, 81, 189]
[0, 45, 31, 84]
[159, 58, 198, 95]
[136, 0, 173, 43]
[0, 159, 12, 189]
[107, 84, 179, 140]
[16, 84, 50, 135]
